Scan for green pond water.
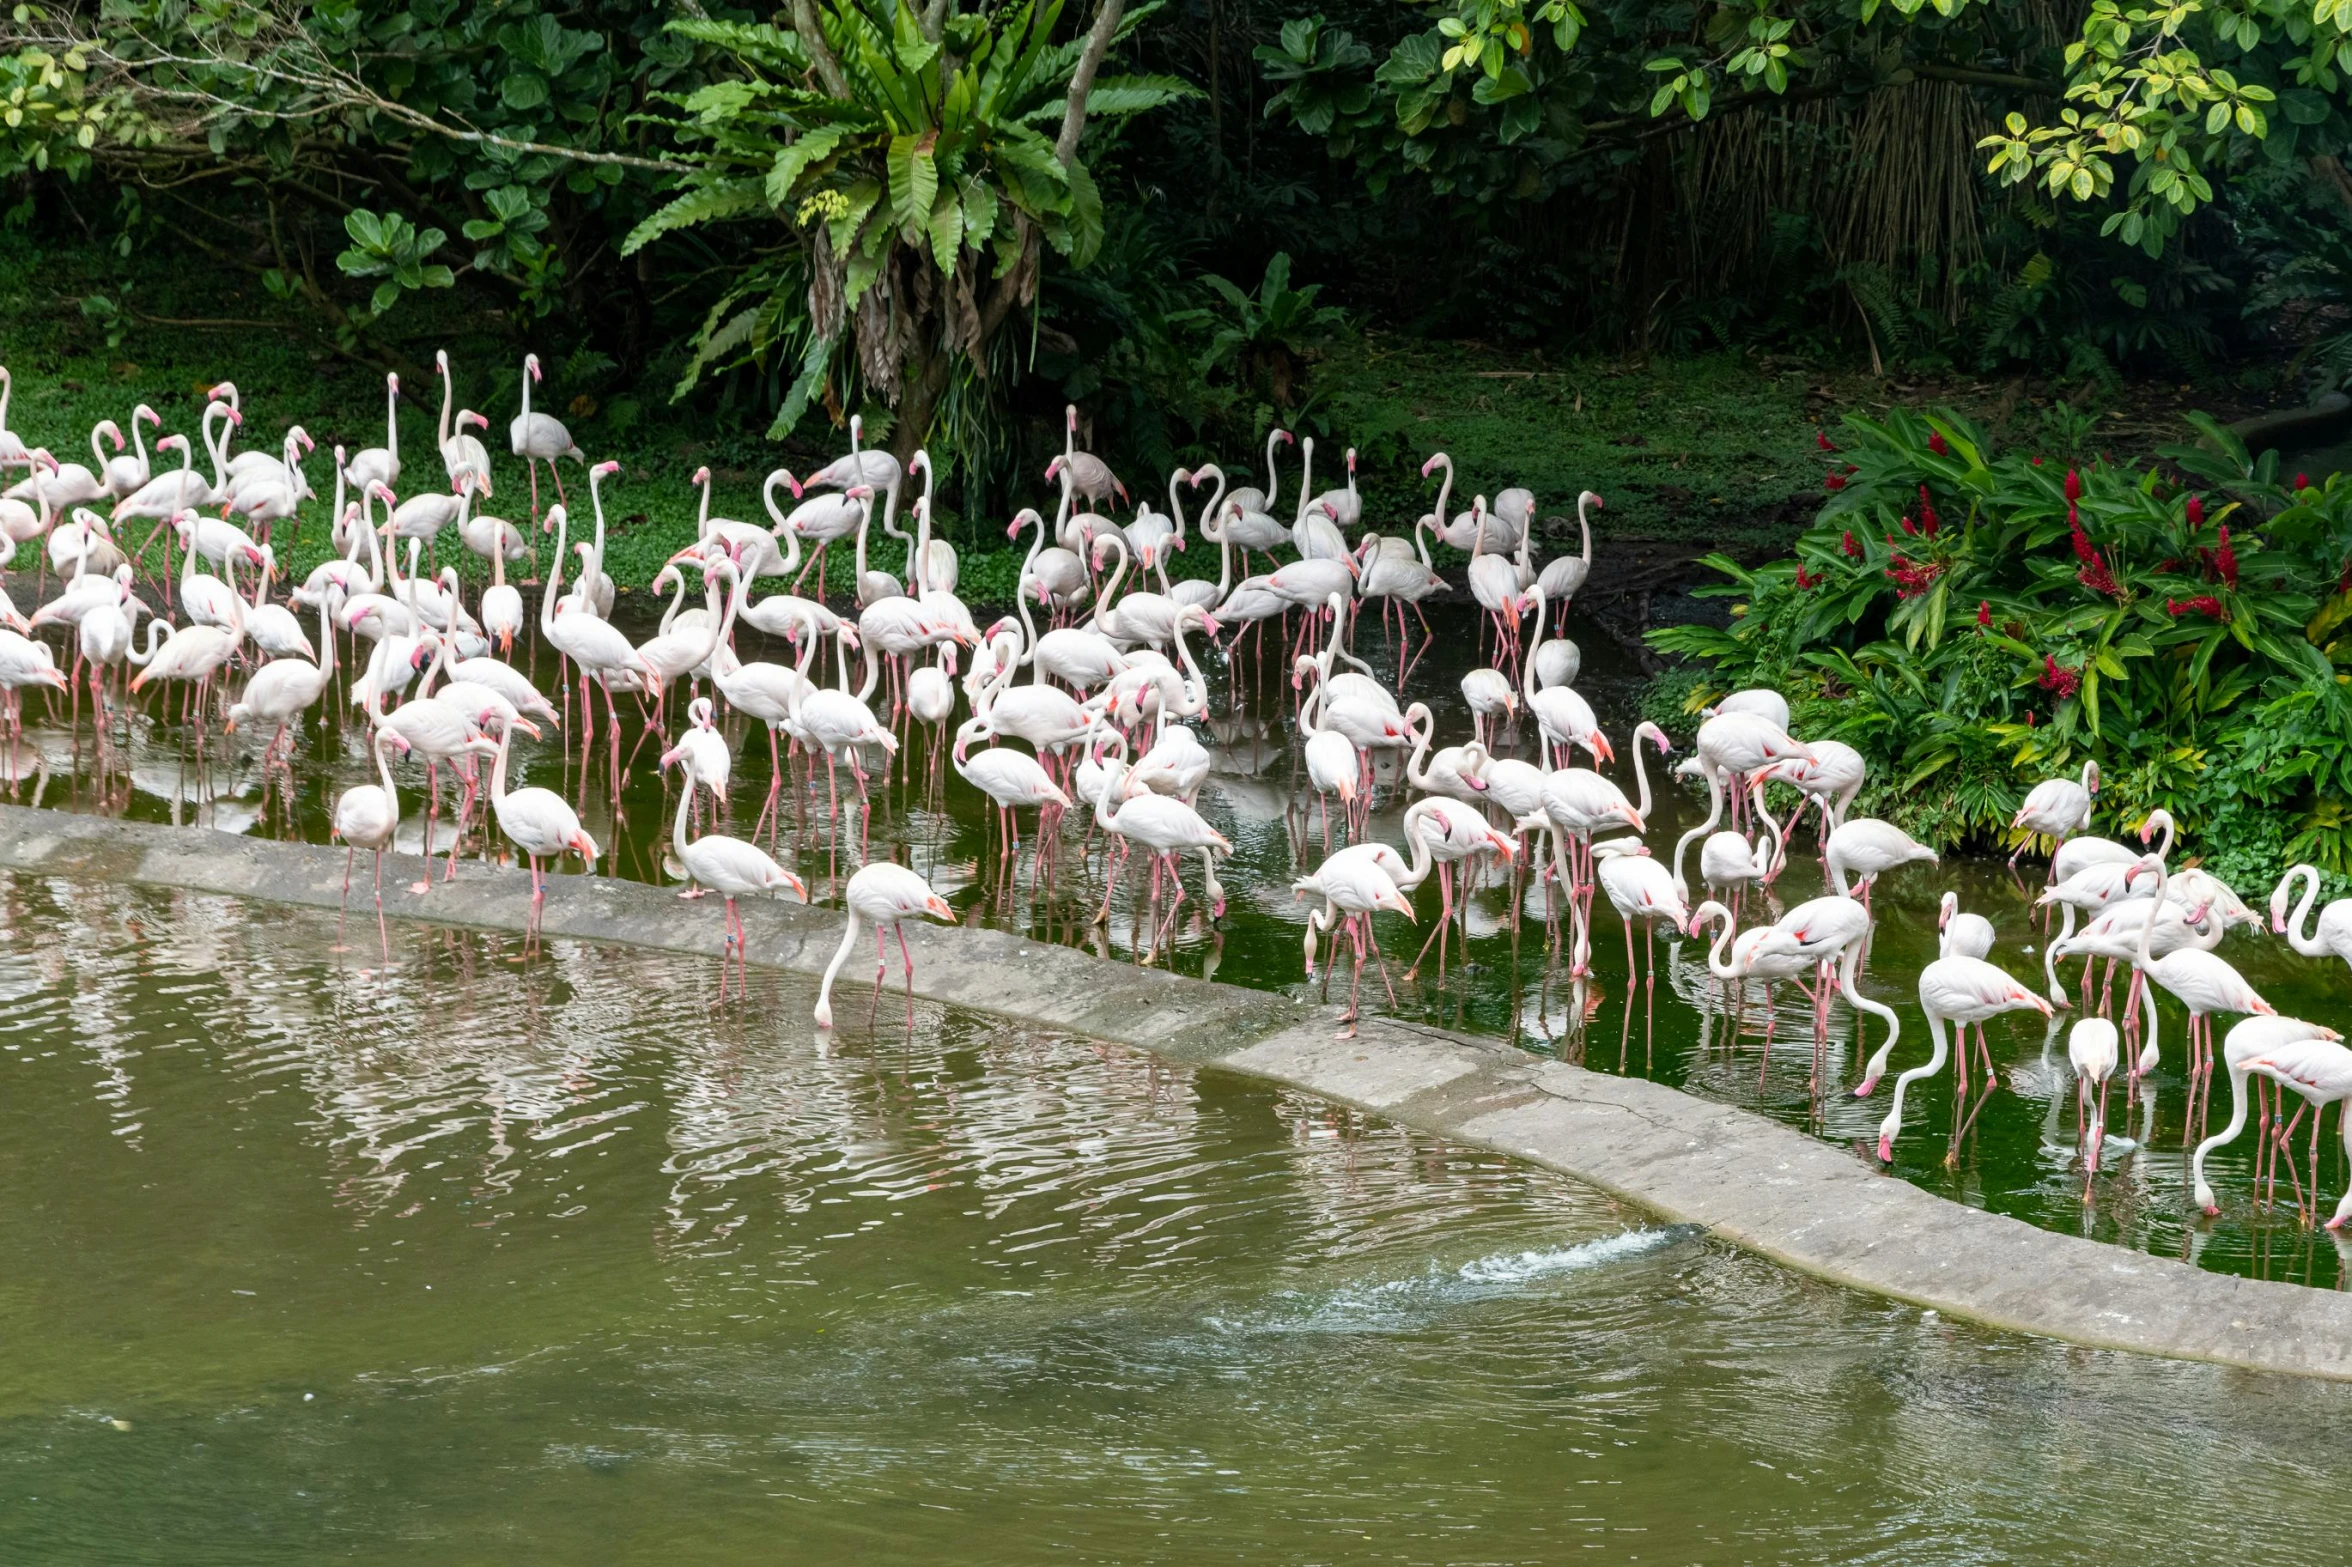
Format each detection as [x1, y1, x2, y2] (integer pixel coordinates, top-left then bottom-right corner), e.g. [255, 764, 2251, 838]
[5, 595, 2351, 1290]
[5, 876, 2352, 1563]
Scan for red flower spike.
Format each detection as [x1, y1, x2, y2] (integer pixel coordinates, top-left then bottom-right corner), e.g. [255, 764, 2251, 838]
[2215, 525, 2238, 589]
[2027, 709, 2037, 726]
[1884, 554, 1945, 599]
[2167, 595, 2226, 621]
[2186, 495, 2204, 527]
[1928, 432, 1950, 456]
[1841, 531, 1860, 559]
[2064, 469, 2082, 502]
[1816, 432, 1837, 452]
[1976, 600, 1991, 628]
[1844, 464, 1858, 475]
[2297, 473, 2311, 491]
[2032, 457, 2045, 467]
[1824, 474, 1847, 491]
[2038, 655, 2081, 699]
[1795, 565, 1820, 590]
[1900, 515, 1917, 536]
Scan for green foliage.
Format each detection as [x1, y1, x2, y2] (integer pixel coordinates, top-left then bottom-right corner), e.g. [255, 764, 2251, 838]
[1649, 407, 2352, 886]
[1175, 252, 1349, 417]
[1260, 2, 2352, 257]
[628, 0, 1191, 460]
[335, 209, 455, 320]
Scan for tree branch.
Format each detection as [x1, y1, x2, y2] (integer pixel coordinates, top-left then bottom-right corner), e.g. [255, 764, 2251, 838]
[1056, 0, 1125, 164]
[790, 0, 853, 99]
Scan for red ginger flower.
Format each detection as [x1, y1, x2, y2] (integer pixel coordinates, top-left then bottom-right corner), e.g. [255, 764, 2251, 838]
[2064, 468, 2082, 502]
[2215, 525, 2238, 589]
[2038, 656, 2081, 698]
[2070, 507, 2120, 597]
[1824, 473, 1847, 491]
[1900, 515, 1917, 536]
[1928, 432, 1950, 456]
[2167, 596, 2227, 620]
[1885, 554, 1944, 599]
[2186, 494, 2204, 527]
[1817, 431, 1837, 452]
[1977, 600, 1991, 627]
[2297, 473, 2311, 491]
[1841, 530, 1860, 558]
[1795, 565, 1820, 590]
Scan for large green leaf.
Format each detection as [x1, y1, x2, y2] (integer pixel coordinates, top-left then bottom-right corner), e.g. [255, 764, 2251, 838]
[621, 178, 763, 255]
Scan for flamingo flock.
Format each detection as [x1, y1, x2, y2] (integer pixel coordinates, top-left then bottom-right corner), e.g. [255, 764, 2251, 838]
[3, 365, 2351, 1230]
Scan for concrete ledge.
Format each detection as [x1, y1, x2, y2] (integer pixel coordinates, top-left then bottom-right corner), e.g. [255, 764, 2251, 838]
[6, 802, 2352, 1380]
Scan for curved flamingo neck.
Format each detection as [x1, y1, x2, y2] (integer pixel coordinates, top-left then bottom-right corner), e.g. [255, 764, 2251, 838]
[1262, 430, 1283, 511]
[540, 506, 570, 632]
[1520, 587, 1548, 707]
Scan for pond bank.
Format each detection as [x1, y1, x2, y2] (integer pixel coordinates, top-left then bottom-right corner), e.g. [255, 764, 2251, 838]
[5, 801, 2348, 1381]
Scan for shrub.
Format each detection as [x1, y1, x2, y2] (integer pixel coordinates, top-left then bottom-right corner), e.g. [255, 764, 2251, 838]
[1649, 408, 2352, 889]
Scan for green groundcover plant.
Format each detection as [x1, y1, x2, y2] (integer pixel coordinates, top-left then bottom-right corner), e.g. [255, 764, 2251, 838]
[1649, 407, 2352, 891]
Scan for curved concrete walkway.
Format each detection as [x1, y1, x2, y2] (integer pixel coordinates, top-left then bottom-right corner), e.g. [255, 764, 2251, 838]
[4, 802, 2349, 1380]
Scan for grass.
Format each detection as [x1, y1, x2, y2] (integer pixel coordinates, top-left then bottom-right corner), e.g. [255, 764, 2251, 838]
[1, 238, 2273, 604]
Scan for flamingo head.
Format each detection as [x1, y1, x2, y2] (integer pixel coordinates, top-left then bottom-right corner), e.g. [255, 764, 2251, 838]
[460, 410, 488, 432]
[569, 830, 599, 865]
[924, 892, 956, 921]
[1276, 429, 1296, 448]
[593, 460, 620, 480]
[1588, 729, 1617, 765]
[1419, 452, 1442, 478]
[1064, 404, 1079, 435]
[526, 354, 543, 382]
[1044, 455, 1066, 484]
[847, 483, 874, 503]
[136, 403, 161, 428]
[1378, 885, 1415, 920]
[692, 465, 710, 486]
[1938, 892, 1956, 931]
[367, 480, 397, 507]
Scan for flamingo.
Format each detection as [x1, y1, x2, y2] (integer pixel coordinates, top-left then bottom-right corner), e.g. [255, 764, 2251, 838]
[1590, 837, 1689, 987]
[1459, 666, 1516, 749]
[2272, 863, 2352, 976]
[2192, 1017, 2352, 1223]
[2067, 1018, 2122, 1189]
[2011, 759, 2098, 873]
[1398, 796, 1517, 978]
[225, 591, 338, 768]
[1535, 490, 1599, 604]
[956, 741, 1072, 885]
[484, 714, 598, 946]
[657, 694, 733, 806]
[434, 352, 494, 496]
[1047, 403, 1126, 512]
[2125, 851, 2273, 1106]
[330, 727, 413, 957]
[1090, 757, 1234, 956]
[1937, 891, 1996, 960]
[344, 372, 402, 494]
[1876, 955, 2051, 1162]
[1295, 849, 1415, 1037]
[670, 751, 808, 994]
[510, 352, 583, 524]
[1517, 584, 1610, 765]
[541, 502, 641, 757]
[813, 862, 957, 1030]
[1824, 817, 1937, 904]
